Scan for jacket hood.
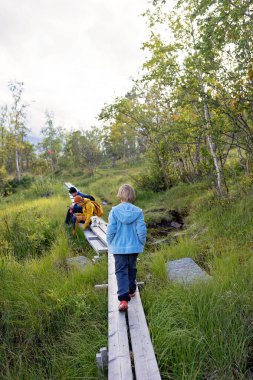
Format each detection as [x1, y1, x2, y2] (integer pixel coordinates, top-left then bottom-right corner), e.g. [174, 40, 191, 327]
[112, 203, 142, 225]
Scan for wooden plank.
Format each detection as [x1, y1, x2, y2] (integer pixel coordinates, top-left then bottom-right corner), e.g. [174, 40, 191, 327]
[83, 228, 97, 238]
[95, 284, 109, 290]
[65, 182, 75, 204]
[90, 217, 108, 244]
[108, 253, 133, 380]
[91, 216, 108, 233]
[128, 291, 161, 380]
[90, 225, 107, 245]
[100, 347, 108, 367]
[83, 229, 108, 253]
[95, 281, 144, 290]
[88, 238, 107, 253]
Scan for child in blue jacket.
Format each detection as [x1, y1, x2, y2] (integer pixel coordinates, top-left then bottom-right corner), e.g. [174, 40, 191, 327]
[106, 184, 147, 311]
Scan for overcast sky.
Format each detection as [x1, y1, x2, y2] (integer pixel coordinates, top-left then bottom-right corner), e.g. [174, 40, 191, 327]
[0, 0, 152, 139]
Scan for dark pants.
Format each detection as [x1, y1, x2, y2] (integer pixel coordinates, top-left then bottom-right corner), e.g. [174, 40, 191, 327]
[114, 254, 138, 302]
[65, 205, 83, 224]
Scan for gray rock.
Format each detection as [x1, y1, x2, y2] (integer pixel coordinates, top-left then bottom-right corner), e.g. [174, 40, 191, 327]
[171, 221, 182, 229]
[66, 256, 89, 271]
[167, 257, 210, 285]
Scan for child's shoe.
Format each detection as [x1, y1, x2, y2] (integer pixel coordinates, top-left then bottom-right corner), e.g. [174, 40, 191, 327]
[129, 292, 136, 298]
[118, 300, 128, 311]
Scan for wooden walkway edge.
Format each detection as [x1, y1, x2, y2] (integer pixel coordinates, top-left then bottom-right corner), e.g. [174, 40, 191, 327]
[128, 290, 161, 379]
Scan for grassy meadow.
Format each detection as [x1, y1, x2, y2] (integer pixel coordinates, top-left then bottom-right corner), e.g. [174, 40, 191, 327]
[1, 165, 253, 379]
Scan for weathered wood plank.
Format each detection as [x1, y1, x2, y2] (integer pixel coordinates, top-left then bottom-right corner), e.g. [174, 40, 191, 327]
[88, 238, 107, 253]
[90, 225, 107, 245]
[128, 291, 161, 380]
[65, 182, 76, 204]
[90, 217, 107, 245]
[108, 253, 133, 380]
[83, 229, 108, 253]
[82, 228, 97, 238]
[95, 281, 144, 290]
[91, 216, 108, 233]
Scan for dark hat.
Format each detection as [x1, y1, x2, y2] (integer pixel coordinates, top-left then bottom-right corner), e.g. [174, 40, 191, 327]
[69, 187, 77, 194]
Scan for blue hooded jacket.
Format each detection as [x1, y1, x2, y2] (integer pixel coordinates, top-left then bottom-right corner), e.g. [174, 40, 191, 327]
[106, 202, 147, 254]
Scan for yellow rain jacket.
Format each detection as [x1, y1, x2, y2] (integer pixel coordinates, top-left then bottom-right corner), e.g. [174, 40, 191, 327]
[75, 198, 96, 230]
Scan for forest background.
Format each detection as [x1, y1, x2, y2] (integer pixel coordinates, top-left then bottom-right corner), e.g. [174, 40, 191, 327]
[0, 0, 252, 197]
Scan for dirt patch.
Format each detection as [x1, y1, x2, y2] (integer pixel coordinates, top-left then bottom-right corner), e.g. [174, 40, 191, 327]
[148, 218, 173, 229]
[146, 208, 186, 243]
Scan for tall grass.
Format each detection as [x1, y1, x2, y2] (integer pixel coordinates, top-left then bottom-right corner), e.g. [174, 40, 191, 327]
[0, 185, 108, 379]
[0, 231, 108, 378]
[0, 196, 66, 260]
[139, 183, 253, 379]
[143, 272, 252, 379]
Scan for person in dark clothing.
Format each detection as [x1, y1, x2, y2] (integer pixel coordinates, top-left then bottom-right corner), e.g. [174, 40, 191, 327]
[68, 186, 95, 201]
[65, 186, 95, 224]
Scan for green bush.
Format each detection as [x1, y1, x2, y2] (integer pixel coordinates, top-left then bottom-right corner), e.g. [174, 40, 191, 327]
[1, 208, 58, 260]
[9, 175, 34, 189]
[31, 177, 54, 197]
[133, 165, 169, 192]
[0, 166, 13, 197]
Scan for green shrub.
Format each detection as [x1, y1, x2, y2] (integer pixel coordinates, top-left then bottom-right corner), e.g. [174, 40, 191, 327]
[9, 175, 34, 190]
[133, 165, 169, 192]
[0, 166, 13, 197]
[1, 208, 58, 260]
[31, 177, 54, 197]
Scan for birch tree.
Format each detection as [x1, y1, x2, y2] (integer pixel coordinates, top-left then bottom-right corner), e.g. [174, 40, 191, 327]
[8, 81, 29, 182]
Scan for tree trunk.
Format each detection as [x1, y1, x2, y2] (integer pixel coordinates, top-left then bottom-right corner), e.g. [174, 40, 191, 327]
[199, 73, 225, 196]
[15, 147, 21, 182]
[191, 20, 226, 196]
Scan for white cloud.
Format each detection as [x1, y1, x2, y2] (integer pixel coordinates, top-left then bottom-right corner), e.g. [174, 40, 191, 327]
[0, 0, 150, 138]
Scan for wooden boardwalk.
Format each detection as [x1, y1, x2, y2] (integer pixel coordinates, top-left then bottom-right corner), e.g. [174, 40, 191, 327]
[65, 183, 161, 380]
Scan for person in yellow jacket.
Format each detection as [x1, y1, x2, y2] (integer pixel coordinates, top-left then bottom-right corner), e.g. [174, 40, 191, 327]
[72, 195, 103, 235]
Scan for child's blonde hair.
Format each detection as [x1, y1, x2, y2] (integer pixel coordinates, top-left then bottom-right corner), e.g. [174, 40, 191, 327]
[117, 184, 136, 203]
